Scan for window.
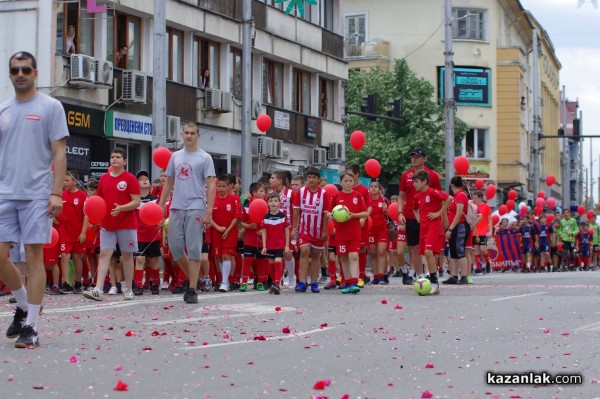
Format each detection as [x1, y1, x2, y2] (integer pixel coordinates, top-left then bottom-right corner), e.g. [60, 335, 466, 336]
[463, 128, 488, 159]
[319, 78, 334, 120]
[110, 13, 142, 70]
[453, 9, 485, 41]
[262, 59, 283, 108]
[200, 39, 220, 89]
[229, 48, 242, 97]
[192, 36, 201, 87]
[322, 0, 334, 31]
[56, 1, 95, 56]
[345, 14, 366, 45]
[293, 69, 311, 114]
[166, 27, 184, 82]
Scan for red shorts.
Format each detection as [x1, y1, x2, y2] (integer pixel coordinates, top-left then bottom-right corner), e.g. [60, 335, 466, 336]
[361, 224, 368, 247]
[43, 246, 60, 265]
[419, 230, 445, 255]
[397, 229, 407, 243]
[211, 230, 238, 252]
[388, 239, 397, 251]
[368, 227, 388, 245]
[59, 241, 85, 255]
[336, 240, 360, 255]
[213, 246, 236, 256]
[298, 234, 324, 249]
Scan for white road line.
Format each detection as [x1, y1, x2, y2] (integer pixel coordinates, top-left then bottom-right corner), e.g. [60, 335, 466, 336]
[177, 326, 335, 350]
[574, 321, 600, 332]
[489, 292, 547, 301]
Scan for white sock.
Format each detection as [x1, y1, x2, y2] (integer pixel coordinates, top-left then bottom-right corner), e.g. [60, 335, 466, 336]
[11, 286, 28, 312]
[285, 259, 296, 278]
[25, 304, 41, 330]
[221, 261, 231, 283]
[120, 281, 127, 290]
[409, 269, 416, 278]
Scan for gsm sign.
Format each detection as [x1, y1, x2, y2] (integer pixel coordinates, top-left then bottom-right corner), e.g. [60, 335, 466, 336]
[67, 111, 90, 128]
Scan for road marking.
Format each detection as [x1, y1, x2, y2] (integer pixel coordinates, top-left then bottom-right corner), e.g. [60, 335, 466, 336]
[575, 321, 600, 332]
[146, 302, 296, 326]
[489, 292, 547, 301]
[178, 326, 335, 350]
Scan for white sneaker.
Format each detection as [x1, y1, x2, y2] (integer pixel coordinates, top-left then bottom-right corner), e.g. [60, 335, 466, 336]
[108, 286, 118, 295]
[218, 282, 229, 292]
[82, 288, 105, 301]
[160, 281, 169, 290]
[430, 282, 440, 295]
[287, 277, 296, 289]
[123, 288, 134, 300]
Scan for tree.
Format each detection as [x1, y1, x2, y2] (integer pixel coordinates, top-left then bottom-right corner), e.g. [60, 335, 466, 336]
[345, 59, 467, 184]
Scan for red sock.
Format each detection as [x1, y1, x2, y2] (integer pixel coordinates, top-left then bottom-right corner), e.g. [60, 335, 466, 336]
[375, 273, 384, 279]
[233, 253, 242, 283]
[272, 261, 283, 285]
[257, 258, 270, 283]
[347, 277, 358, 286]
[327, 260, 337, 279]
[162, 256, 173, 282]
[474, 255, 481, 270]
[143, 265, 151, 285]
[241, 256, 254, 283]
[359, 251, 366, 279]
[134, 269, 144, 287]
[209, 256, 218, 282]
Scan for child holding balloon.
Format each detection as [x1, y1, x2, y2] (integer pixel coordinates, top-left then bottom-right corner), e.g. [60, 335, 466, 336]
[258, 192, 290, 295]
[239, 182, 267, 292]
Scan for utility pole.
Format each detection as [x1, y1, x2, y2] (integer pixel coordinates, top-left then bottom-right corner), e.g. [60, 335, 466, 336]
[241, 0, 253, 193]
[443, 0, 455, 190]
[152, 0, 166, 178]
[561, 86, 570, 210]
[579, 110, 584, 205]
[532, 29, 541, 197]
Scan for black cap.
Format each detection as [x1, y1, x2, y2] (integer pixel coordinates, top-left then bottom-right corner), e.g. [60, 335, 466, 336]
[410, 148, 425, 157]
[136, 170, 149, 179]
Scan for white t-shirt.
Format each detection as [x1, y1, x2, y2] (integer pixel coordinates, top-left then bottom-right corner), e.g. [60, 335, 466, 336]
[166, 147, 215, 210]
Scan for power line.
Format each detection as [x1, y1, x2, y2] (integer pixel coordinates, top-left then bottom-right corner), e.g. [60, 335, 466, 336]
[403, 21, 444, 59]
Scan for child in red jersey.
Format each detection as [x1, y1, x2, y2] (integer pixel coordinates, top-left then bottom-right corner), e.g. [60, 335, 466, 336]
[269, 171, 296, 289]
[412, 170, 452, 295]
[239, 182, 266, 292]
[56, 170, 88, 294]
[211, 175, 241, 292]
[330, 170, 369, 294]
[259, 192, 290, 295]
[367, 180, 390, 285]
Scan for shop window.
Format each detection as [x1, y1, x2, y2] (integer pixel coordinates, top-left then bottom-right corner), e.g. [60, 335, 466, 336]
[56, 0, 95, 56]
[262, 59, 283, 108]
[293, 68, 311, 114]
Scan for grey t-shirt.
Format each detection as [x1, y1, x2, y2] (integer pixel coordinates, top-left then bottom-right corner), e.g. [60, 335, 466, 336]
[166, 147, 215, 210]
[0, 93, 69, 200]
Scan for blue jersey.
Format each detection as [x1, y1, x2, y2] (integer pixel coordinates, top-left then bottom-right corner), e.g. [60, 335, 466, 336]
[576, 231, 593, 257]
[520, 224, 534, 253]
[537, 223, 552, 252]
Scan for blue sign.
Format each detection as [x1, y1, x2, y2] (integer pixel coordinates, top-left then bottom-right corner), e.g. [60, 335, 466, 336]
[438, 66, 491, 107]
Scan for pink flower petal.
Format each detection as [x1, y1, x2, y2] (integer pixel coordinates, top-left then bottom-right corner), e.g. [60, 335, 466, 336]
[394, 305, 403, 309]
[113, 380, 128, 391]
[69, 356, 78, 363]
[421, 390, 433, 398]
[275, 306, 282, 311]
[425, 363, 435, 368]
[282, 327, 291, 334]
[115, 365, 123, 371]
[381, 299, 388, 304]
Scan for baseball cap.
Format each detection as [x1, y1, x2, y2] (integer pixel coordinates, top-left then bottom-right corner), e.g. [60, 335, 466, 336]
[410, 148, 426, 157]
[136, 170, 149, 179]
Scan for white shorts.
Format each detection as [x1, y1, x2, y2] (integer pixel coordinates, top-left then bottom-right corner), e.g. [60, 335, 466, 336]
[0, 199, 51, 245]
[99, 229, 137, 253]
[169, 209, 205, 261]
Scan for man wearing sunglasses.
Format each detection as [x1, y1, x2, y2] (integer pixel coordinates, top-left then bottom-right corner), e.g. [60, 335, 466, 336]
[0, 51, 69, 348]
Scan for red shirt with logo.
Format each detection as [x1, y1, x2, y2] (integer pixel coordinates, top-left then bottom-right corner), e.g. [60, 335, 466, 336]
[399, 167, 442, 220]
[412, 187, 450, 227]
[97, 171, 141, 231]
[330, 190, 366, 241]
[447, 189, 468, 225]
[260, 211, 290, 250]
[368, 194, 389, 231]
[57, 189, 87, 242]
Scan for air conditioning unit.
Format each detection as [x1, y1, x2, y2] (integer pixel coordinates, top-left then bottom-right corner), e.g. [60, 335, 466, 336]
[70, 54, 95, 83]
[220, 92, 233, 113]
[252, 136, 274, 157]
[272, 139, 283, 159]
[251, 99, 262, 120]
[282, 146, 289, 160]
[166, 115, 181, 142]
[122, 70, 147, 103]
[310, 148, 327, 165]
[204, 88, 222, 110]
[93, 59, 113, 87]
[328, 142, 343, 161]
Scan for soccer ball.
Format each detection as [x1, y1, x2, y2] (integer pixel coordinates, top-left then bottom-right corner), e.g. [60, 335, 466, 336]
[331, 205, 350, 223]
[414, 277, 432, 296]
[163, 218, 169, 233]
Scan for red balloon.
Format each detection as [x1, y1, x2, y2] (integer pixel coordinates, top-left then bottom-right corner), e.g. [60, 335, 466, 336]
[475, 179, 484, 189]
[577, 205, 585, 216]
[139, 202, 163, 225]
[546, 174, 556, 187]
[249, 198, 268, 223]
[507, 189, 518, 201]
[534, 206, 543, 216]
[587, 210, 595, 220]
[327, 218, 335, 235]
[85, 225, 97, 243]
[366, 216, 373, 232]
[387, 202, 399, 222]
[505, 200, 515, 211]
[256, 114, 272, 132]
[364, 159, 381, 178]
[498, 205, 508, 216]
[323, 184, 338, 199]
[152, 147, 172, 169]
[454, 156, 470, 175]
[520, 204, 528, 212]
[350, 130, 366, 151]
[84, 195, 107, 225]
[484, 184, 496, 200]
[491, 214, 500, 225]
[44, 227, 59, 249]
[534, 197, 545, 208]
[546, 214, 555, 223]
[546, 197, 556, 210]
[537, 191, 546, 199]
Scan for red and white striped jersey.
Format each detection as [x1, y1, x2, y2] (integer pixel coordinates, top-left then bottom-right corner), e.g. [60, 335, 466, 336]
[276, 187, 293, 223]
[292, 186, 328, 239]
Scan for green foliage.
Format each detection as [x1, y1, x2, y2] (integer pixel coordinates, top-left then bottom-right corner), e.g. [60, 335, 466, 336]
[345, 59, 467, 184]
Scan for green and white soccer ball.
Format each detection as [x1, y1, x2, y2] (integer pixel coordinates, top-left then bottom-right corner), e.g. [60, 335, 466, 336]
[331, 205, 350, 223]
[414, 277, 432, 296]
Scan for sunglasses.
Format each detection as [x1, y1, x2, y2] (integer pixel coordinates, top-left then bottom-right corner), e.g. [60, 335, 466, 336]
[10, 66, 34, 76]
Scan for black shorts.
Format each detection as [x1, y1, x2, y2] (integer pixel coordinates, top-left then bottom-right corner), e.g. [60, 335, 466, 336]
[237, 240, 244, 253]
[328, 246, 336, 255]
[406, 218, 420, 247]
[244, 245, 259, 257]
[135, 241, 161, 258]
[472, 236, 487, 246]
[202, 241, 210, 254]
[265, 249, 284, 259]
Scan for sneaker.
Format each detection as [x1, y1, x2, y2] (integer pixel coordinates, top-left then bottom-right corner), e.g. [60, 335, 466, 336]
[231, 282, 241, 291]
[171, 285, 184, 294]
[383, 275, 390, 285]
[295, 281, 307, 293]
[269, 284, 281, 295]
[256, 283, 265, 291]
[485, 261, 491, 273]
[442, 276, 459, 285]
[335, 276, 342, 286]
[473, 269, 482, 275]
[116, 282, 123, 294]
[467, 275, 474, 284]
[370, 278, 382, 285]
[393, 270, 403, 278]
[59, 282, 73, 294]
[72, 282, 83, 294]
[185, 289, 198, 304]
[364, 276, 371, 284]
[83, 288, 105, 301]
[430, 282, 440, 295]
[459, 276, 468, 285]
[142, 284, 150, 292]
[219, 282, 229, 292]
[151, 284, 160, 295]
[6, 307, 27, 338]
[132, 283, 143, 296]
[160, 281, 170, 290]
[318, 275, 328, 283]
[123, 288, 134, 300]
[49, 285, 62, 295]
[404, 276, 414, 286]
[357, 278, 365, 288]
[310, 282, 320, 293]
[341, 284, 360, 294]
[287, 277, 296, 289]
[204, 277, 213, 292]
[14, 325, 39, 348]
[103, 282, 111, 293]
[324, 281, 337, 290]
[239, 283, 248, 292]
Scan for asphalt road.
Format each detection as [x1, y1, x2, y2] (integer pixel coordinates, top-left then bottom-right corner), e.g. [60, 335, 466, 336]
[1, 271, 600, 399]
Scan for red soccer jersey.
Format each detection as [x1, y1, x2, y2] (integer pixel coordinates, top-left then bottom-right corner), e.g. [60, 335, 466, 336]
[97, 171, 141, 231]
[476, 202, 492, 236]
[399, 167, 442, 220]
[353, 184, 370, 205]
[368, 195, 389, 231]
[242, 197, 259, 247]
[447, 189, 468, 225]
[412, 187, 450, 225]
[136, 194, 160, 242]
[330, 190, 366, 241]
[292, 186, 328, 239]
[276, 188, 293, 224]
[260, 211, 289, 250]
[212, 193, 242, 230]
[57, 189, 87, 242]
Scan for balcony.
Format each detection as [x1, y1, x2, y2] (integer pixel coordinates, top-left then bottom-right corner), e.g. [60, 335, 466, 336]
[345, 39, 389, 60]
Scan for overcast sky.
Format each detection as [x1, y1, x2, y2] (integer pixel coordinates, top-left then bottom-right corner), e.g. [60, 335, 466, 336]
[520, 0, 600, 201]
